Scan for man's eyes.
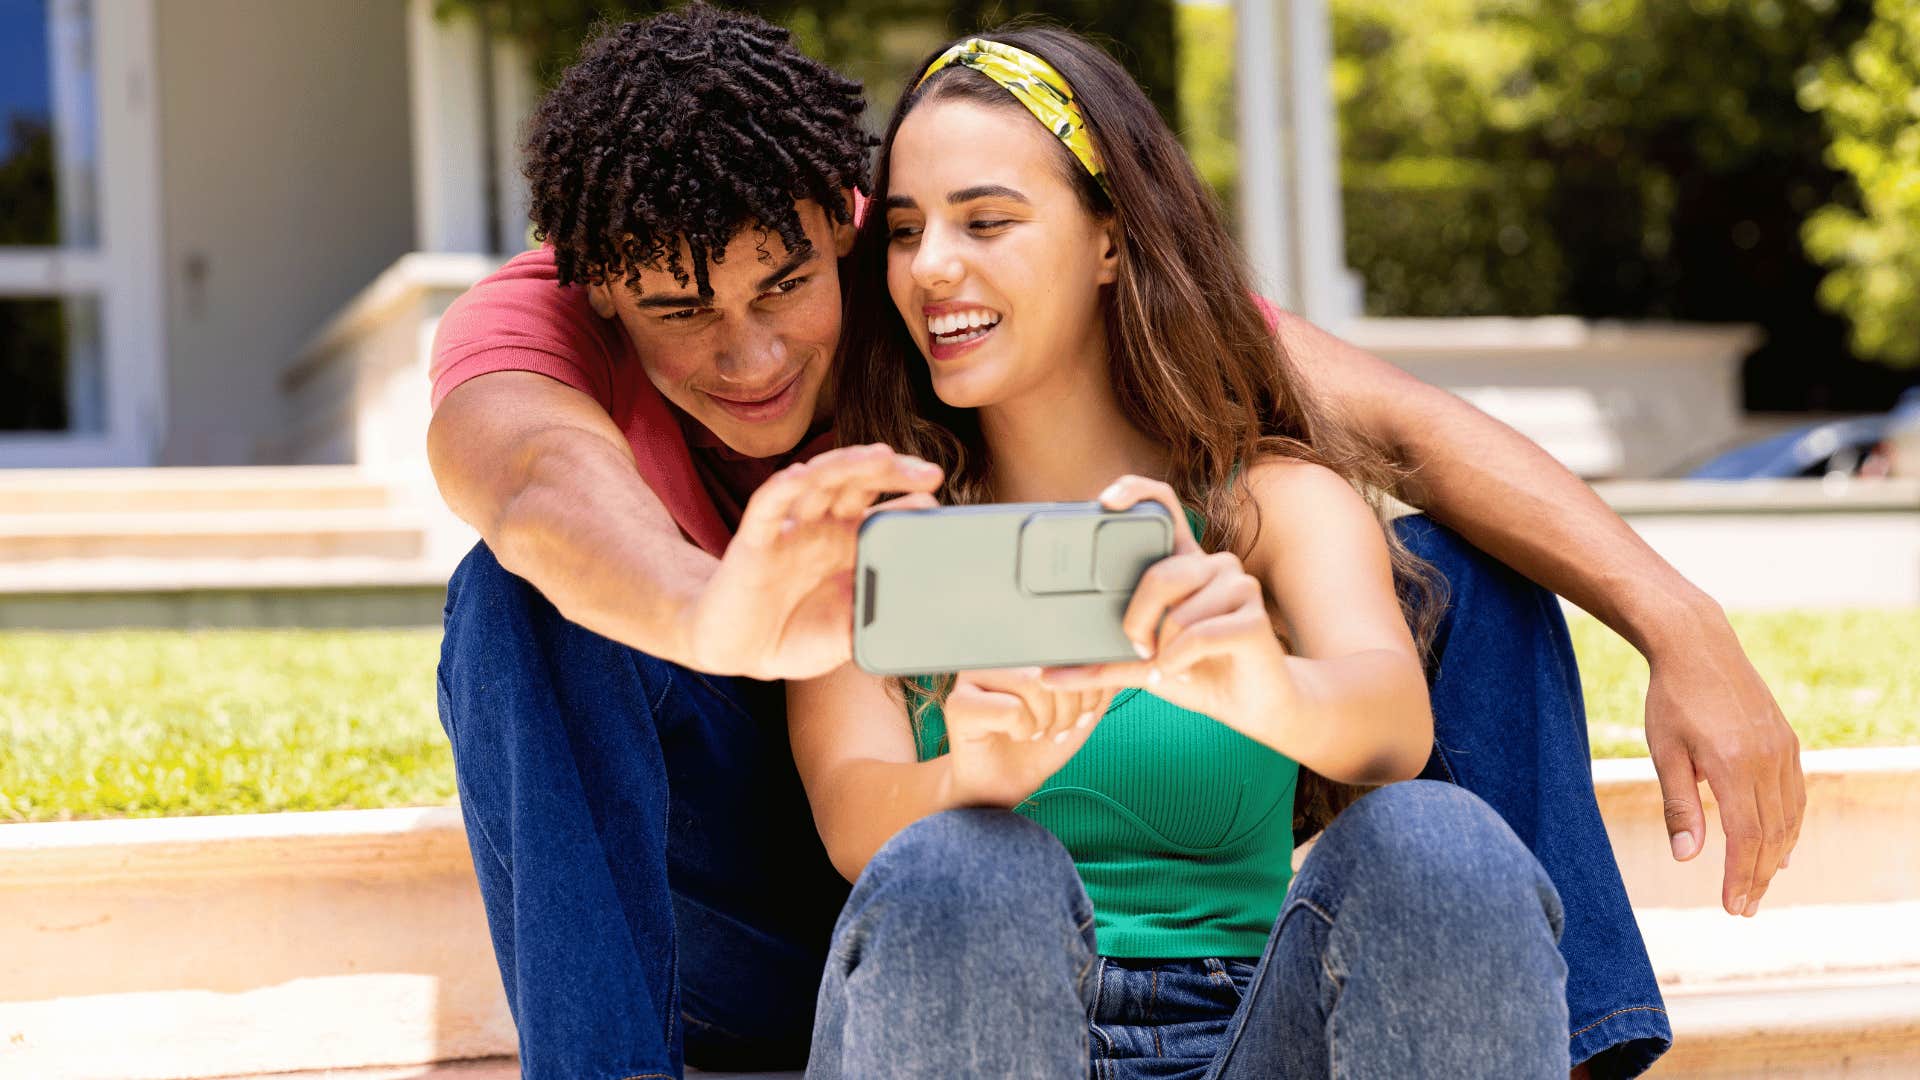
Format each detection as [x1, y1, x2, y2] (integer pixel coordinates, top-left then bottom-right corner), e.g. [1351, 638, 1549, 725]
[654, 277, 807, 321]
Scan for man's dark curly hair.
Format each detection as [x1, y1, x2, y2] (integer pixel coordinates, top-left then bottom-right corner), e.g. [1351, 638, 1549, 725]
[523, 2, 877, 296]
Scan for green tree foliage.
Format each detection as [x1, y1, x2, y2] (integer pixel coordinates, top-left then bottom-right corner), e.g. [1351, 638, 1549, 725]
[1800, 0, 1920, 367]
[1329, 0, 1872, 327]
[438, 0, 1177, 123]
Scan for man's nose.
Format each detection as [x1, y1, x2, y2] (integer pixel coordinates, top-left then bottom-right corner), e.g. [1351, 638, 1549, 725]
[715, 319, 790, 381]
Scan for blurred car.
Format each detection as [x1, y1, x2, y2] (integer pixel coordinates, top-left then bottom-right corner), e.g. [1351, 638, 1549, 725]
[1688, 387, 1920, 479]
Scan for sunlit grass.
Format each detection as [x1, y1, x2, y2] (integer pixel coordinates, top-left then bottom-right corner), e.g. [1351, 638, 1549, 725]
[1, 629, 448, 822]
[2, 612, 1915, 821]
[1570, 610, 1920, 758]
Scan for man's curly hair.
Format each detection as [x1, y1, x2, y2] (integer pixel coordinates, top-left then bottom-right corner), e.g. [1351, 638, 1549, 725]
[523, 3, 876, 296]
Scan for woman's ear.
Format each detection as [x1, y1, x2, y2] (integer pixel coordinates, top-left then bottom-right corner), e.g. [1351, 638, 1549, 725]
[1095, 218, 1121, 285]
[587, 282, 617, 319]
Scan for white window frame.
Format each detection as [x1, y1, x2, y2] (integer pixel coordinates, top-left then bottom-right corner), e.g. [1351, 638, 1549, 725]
[0, 0, 166, 467]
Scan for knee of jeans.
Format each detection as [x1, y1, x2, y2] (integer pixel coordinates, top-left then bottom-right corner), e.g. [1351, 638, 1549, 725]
[860, 809, 1086, 935]
[1324, 781, 1564, 940]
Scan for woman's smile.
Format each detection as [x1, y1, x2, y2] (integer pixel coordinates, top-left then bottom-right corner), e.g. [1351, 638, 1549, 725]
[925, 303, 1004, 360]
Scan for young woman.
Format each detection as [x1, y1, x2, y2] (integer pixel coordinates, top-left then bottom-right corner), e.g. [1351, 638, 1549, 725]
[788, 27, 1570, 1079]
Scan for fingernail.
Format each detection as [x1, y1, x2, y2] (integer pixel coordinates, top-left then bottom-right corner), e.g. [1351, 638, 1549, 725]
[1132, 640, 1152, 659]
[1742, 897, 1760, 918]
[1670, 831, 1693, 859]
[1076, 711, 1095, 728]
[1052, 730, 1070, 744]
[1175, 673, 1192, 684]
[1780, 849, 1791, 869]
[1098, 483, 1123, 504]
[1147, 667, 1162, 686]
[1730, 894, 1747, 915]
[1028, 731, 1043, 742]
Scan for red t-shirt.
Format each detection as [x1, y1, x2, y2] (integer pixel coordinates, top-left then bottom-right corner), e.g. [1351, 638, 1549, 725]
[430, 247, 1286, 556]
[429, 247, 832, 556]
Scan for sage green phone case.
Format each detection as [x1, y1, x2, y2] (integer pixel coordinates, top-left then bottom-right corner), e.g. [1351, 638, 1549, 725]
[852, 501, 1174, 675]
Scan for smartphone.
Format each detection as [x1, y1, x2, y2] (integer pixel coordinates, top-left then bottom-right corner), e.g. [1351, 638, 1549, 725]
[853, 500, 1175, 675]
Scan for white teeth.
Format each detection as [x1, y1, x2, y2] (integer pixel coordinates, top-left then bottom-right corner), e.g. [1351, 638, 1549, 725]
[926, 309, 1000, 338]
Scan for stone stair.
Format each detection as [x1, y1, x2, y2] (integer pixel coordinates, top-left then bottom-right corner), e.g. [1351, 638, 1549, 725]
[0, 466, 468, 628]
[1601, 748, 1920, 1077]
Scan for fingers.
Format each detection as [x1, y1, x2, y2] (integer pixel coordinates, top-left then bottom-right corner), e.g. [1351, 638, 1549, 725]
[1781, 727, 1805, 869]
[1156, 565, 1263, 654]
[1149, 607, 1270, 677]
[1097, 475, 1202, 554]
[945, 682, 1037, 742]
[1122, 552, 1244, 657]
[1652, 745, 1705, 864]
[1716, 782, 1768, 918]
[958, 670, 1110, 747]
[741, 444, 943, 538]
[867, 492, 938, 517]
[965, 668, 1055, 742]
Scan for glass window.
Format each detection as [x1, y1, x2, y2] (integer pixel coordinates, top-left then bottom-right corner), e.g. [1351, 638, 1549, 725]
[0, 0, 97, 247]
[0, 297, 103, 433]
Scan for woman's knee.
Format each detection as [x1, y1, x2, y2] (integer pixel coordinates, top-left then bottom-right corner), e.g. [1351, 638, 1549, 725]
[855, 809, 1089, 939]
[1314, 781, 1564, 941]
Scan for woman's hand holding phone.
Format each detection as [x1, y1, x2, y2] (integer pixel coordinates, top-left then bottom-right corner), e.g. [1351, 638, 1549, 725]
[941, 668, 1115, 808]
[1040, 475, 1296, 741]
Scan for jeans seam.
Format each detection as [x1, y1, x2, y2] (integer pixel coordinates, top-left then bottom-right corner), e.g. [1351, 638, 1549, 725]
[1149, 968, 1163, 1056]
[647, 664, 677, 716]
[1570, 1004, 1669, 1040]
[686, 668, 759, 720]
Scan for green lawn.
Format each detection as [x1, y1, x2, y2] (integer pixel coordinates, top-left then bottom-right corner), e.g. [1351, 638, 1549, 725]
[3, 610, 1916, 822]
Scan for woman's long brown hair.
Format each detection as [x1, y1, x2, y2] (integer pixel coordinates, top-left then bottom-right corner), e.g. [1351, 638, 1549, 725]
[832, 25, 1445, 839]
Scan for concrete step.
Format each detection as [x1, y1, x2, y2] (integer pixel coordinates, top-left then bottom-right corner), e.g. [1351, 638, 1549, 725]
[1599, 747, 1920, 912]
[1642, 902, 1920, 1078]
[0, 466, 471, 627]
[0, 466, 393, 514]
[0, 509, 430, 566]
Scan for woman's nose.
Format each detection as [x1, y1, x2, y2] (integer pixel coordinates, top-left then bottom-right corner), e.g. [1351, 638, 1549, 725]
[911, 229, 964, 292]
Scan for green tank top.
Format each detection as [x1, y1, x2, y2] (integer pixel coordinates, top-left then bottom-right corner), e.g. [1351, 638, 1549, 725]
[913, 683, 1299, 959]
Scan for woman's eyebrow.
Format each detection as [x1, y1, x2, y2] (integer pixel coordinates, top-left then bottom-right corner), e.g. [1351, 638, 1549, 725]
[948, 184, 1030, 205]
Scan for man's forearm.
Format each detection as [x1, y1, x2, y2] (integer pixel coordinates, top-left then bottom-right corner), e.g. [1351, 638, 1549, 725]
[485, 437, 716, 667]
[1281, 314, 1724, 656]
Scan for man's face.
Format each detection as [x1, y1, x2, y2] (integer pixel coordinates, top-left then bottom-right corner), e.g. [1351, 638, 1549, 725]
[592, 200, 857, 459]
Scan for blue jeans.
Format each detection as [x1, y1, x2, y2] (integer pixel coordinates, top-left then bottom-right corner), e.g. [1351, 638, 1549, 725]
[435, 516, 1668, 1079]
[436, 543, 848, 1078]
[806, 787, 1570, 1079]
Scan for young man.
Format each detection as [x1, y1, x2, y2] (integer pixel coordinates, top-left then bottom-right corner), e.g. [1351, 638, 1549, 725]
[428, 6, 1801, 1078]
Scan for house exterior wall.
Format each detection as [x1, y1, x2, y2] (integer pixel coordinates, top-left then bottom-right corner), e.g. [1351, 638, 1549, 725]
[154, 0, 414, 465]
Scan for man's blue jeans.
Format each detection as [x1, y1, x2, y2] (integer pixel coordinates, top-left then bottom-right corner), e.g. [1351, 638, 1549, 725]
[806, 787, 1568, 1079]
[435, 516, 1670, 1079]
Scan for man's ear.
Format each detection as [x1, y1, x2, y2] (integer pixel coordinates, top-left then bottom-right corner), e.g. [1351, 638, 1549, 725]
[831, 203, 858, 258]
[586, 282, 617, 319]
[1095, 218, 1121, 285]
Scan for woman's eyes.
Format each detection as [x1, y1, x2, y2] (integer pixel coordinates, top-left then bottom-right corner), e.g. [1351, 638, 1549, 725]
[887, 219, 1014, 242]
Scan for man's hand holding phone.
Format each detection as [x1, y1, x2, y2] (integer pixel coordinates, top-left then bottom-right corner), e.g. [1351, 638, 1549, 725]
[1040, 476, 1296, 740]
[941, 667, 1116, 808]
[681, 443, 942, 680]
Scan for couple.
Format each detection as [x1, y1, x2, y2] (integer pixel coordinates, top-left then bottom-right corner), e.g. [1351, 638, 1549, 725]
[428, 6, 1802, 1080]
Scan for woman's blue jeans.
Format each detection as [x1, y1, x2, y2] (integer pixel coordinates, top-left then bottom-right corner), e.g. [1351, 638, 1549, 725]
[435, 516, 1670, 1079]
[806, 788, 1568, 1079]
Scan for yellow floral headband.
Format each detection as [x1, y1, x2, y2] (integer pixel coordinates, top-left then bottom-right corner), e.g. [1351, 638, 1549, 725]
[916, 38, 1111, 198]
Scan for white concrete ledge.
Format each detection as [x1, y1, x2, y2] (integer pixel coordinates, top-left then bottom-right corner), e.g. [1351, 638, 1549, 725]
[3, 749, 1914, 1078]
